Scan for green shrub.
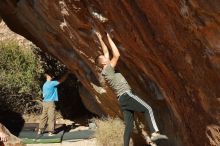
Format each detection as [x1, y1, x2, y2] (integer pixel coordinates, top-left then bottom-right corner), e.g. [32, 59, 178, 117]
[0, 41, 43, 114]
[94, 117, 125, 146]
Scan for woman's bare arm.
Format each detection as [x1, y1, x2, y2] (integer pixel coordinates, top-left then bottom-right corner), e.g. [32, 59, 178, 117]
[95, 31, 110, 59]
[107, 33, 120, 68]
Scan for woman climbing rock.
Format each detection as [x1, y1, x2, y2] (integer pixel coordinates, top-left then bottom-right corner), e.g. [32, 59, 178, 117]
[94, 31, 168, 146]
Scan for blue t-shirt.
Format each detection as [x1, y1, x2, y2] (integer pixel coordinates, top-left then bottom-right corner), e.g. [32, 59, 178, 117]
[43, 81, 59, 102]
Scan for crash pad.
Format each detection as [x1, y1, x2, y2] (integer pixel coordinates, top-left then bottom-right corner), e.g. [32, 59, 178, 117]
[62, 130, 94, 141]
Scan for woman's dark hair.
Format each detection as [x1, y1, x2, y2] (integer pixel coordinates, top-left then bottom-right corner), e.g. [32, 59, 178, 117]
[95, 55, 101, 64]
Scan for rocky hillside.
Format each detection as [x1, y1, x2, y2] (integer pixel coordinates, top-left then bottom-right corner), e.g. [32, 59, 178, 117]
[0, 20, 32, 48]
[0, 1, 219, 146]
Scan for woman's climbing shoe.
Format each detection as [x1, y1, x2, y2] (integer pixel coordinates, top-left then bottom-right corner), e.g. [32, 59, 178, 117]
[151, 132, 168, 142]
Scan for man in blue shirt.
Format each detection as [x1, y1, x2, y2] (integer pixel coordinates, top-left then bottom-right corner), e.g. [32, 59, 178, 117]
[38, 72, 69, 136]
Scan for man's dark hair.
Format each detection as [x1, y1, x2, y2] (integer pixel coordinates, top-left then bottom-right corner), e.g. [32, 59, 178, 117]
[44, 72, 54, 78]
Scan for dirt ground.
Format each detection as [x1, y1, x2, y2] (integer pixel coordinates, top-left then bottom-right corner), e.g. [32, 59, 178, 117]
[22, 114, 98, 146]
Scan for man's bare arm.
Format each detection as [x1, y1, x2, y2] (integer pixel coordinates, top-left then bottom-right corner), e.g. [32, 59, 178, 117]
[58, 72, 70, 83]
[107, 33, 120, 68]
[95, 31, 110, 59]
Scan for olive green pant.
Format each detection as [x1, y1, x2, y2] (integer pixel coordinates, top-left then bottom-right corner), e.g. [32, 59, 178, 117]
[39, 102, 55, 132]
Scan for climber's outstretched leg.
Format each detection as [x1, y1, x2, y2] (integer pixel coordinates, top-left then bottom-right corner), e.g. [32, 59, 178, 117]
[119, 91, 168, 143]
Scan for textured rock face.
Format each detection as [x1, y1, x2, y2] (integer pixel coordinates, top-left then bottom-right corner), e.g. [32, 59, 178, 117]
[0, 0, 220, 146]
[0, 123, 25, 146]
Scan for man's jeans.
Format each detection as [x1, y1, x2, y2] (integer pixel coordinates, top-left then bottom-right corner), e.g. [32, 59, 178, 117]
[39, 102, 55, 132]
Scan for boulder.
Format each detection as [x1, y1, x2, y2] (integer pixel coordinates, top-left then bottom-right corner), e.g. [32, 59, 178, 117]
[0, 0, 219, 145]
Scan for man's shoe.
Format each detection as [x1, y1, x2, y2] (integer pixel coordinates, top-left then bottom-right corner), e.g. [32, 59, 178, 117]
[151, 132, 168, 142]
[48, 132, 54, 136]
[37, 129, 43, 135]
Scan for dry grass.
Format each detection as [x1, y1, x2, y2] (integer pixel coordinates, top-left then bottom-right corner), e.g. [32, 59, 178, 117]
[94, 117, 125, 146]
